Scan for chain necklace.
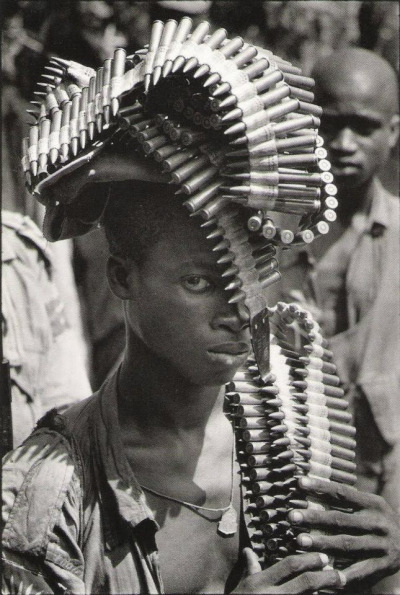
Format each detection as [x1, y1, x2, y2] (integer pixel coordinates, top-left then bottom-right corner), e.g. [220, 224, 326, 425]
[140, 429, 238, 536]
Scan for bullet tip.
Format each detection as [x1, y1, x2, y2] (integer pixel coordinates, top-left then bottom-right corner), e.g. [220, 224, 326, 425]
[143, 77, 150, 93]
[211, 84, 226, 97]
[171, 57, 184, 73]
[162, 62, 172, 78]
[49, 149, 58, 164]
[152, 68, 161, 87]
[71, 140, 78, 156]
[111, 99, 119, 117]
[194, 65, 209, 79]
[182, 60, 196, 73]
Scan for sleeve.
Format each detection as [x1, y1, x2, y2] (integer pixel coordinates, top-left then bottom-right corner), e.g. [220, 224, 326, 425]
[2, 431, 86, 594]
[37, 245, 92, 410]
[42, 327, 92, 410]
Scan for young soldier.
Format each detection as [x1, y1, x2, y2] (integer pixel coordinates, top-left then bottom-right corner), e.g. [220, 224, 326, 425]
[3, 25, 400, 595]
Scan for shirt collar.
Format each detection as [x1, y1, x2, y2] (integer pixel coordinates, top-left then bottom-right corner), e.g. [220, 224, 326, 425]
[351, 179, 389, 235]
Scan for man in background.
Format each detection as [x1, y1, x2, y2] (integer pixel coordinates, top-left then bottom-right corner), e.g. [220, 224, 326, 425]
[278, 47, 399, 593]
[2, 211, 91, 448]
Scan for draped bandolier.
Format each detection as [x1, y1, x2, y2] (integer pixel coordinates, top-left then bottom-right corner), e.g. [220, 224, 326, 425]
[23, 18, 355, 583]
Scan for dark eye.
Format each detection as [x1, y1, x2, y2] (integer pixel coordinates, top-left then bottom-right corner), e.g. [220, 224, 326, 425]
[182, 275, 213, 294]
[352, 122, 378, 137]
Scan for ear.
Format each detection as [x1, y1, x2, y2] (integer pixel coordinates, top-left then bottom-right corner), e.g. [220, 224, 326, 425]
[107, 255, 139, 300]
[388, 113, 400, 150]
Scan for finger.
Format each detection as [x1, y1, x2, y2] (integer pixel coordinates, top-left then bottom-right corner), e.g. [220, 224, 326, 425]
[243, 548, 262, 576]
[298, 477, 384, 510]
[343, 558, 390, 584]
[296, 532, 387, 555]
[260, 553, 329, 585]
[237, 302, 250, 324]
[240, 554, 330, 594]
[278, 569, 347, 594]
[288, 508, 388, 535]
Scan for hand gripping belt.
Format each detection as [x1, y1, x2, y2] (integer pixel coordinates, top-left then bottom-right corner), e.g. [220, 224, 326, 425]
[23, 17, 355, 580]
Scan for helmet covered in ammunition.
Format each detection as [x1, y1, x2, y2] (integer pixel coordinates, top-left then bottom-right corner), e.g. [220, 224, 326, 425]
[23, 17, 337, 342]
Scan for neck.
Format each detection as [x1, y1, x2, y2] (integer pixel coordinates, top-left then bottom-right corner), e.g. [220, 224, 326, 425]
[117, 332, 224, 433]
[336, 177, 375, 225]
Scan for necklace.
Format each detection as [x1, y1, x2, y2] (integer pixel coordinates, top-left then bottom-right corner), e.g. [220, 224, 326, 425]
[140, 429, 238, 536]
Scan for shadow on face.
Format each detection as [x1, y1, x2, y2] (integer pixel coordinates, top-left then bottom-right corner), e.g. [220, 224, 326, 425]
[105, 183, 251, 386]
[312, 48, 399, 189]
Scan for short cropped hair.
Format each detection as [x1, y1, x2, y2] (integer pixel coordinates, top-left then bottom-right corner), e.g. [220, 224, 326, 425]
[103, 180, 185, 264]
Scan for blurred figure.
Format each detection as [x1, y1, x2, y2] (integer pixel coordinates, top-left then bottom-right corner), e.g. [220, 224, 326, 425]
[1, 2, 43, 222]
[359, 0, 399, 70]
[75, 0, 126, 63]
[113, 1, 151, 52]
[261, 1, 359, 74]
[359, 0, 399, 196]
[2, 211, 92, 448]
[150, 1, 212, 28]
[279, 48, 399, 593]
[44, 1, 126, 67]
[2, 4, 26, 82]
[2, 2, 91, 394]
[210, 0, 267, 46]
[1, 0, 47, 94]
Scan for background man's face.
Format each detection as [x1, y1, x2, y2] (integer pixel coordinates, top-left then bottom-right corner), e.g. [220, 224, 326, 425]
[124, 216, 251, 386]
[317, 70, 397, 189]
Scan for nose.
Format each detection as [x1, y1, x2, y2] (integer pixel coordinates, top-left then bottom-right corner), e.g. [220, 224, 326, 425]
[330, 127, 358, 154]
[211, 301, 250, 334]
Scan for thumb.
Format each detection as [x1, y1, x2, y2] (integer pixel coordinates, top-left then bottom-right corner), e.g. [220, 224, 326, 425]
[243, 547, 262, 576]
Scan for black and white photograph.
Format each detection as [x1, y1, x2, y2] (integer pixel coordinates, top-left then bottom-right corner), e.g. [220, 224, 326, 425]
[1, 1, 399, 593]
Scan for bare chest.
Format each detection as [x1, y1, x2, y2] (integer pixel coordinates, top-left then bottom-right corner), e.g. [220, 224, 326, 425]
[144, 464, 242, 594]
[123, 417, 242, 593]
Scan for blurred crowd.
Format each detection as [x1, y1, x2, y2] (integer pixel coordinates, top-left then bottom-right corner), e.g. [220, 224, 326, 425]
[2, 1, 398, 218]
[1, 0, 399, 435]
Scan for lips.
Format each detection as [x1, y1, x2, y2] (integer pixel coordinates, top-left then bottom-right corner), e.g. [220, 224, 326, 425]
[331, 162, 362, 177]
[331, 158, 361, 168]
[208, 342, 250, 355]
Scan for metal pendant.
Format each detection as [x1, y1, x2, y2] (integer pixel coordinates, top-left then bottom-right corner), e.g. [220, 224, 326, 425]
[217, 504, 238, 536]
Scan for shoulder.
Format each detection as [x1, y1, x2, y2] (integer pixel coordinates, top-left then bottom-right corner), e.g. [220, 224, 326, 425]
[2, 210, 52, 267]
[62, 393, 101, 461]
[382, 189, 399, 212]
[375, 182, 400, 223]
[2, 411, 91, 591]
[2, 413, 83, 558]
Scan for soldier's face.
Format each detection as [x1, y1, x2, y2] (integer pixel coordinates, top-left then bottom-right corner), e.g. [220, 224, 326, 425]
[320, 107, 393, 189]
[123, 217, 251, 386]
[317, 72, 398, 189]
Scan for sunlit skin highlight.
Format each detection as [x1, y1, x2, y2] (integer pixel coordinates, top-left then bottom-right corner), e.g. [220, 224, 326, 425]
[108, 208, 251, 430]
